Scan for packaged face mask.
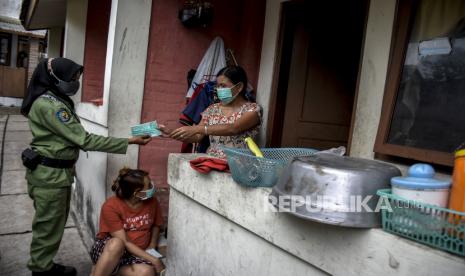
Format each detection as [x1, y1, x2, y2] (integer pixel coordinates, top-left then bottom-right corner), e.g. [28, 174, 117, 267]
[131, 121, 162, 137]
[216, 83, 239, 105]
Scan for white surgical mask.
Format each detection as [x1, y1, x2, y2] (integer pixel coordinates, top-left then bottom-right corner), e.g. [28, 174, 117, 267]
[216, 83, 240, 105]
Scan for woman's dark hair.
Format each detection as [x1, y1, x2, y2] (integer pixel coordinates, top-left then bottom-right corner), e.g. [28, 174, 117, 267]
[216, 65, 255, 102]
[111, 167, 148, 199]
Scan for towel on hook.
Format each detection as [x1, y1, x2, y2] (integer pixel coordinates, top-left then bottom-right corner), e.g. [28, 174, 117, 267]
[186, 36, 226, 98]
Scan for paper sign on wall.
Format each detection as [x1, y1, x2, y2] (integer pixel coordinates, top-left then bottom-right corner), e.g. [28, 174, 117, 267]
[419, 37, 452, 56]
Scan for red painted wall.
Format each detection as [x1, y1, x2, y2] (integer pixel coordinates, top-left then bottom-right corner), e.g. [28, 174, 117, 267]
[81, 0, 111, 103]
[139, 0, 266, 211]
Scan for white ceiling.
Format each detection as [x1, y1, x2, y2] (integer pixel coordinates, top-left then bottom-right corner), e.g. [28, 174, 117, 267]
[0, 0, 21, 20]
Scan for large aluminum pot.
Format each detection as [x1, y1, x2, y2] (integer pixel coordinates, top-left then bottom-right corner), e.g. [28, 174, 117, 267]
[270, 153, 401, 228]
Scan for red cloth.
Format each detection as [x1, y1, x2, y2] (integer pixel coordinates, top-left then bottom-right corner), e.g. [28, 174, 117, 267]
[190, 157, 230, 174]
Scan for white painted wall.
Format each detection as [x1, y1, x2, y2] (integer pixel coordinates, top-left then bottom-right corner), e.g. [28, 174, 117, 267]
[256, 0, 289, 147]
[64, 0, 108, 241]
[168, 190, 327, 276]
[64, 0, 109, 126]
[63, 0, 152, 243]
[47, 27, 63, 58]
[73, 118, 109, 247]
[349, 0, 397, 159]
[0, 97, 22, 107]
[63, 0, 87, 80]
[105, 0, 152, 190]
[74, 0, 115, 127]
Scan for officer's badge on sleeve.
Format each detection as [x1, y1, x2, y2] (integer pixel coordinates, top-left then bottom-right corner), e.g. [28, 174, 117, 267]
[56, 108, 71, 123]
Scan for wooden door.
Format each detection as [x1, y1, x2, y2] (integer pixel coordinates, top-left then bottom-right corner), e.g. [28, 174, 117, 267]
[275, 1, 368, 150]
[1, 66, 27, 98]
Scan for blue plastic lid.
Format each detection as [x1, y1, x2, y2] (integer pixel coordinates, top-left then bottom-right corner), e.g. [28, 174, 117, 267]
[390, 163, 451, 189]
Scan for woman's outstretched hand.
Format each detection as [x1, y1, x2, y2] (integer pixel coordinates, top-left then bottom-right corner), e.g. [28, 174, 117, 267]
[158, 124, 175, 138]
[169, 126, 200, 140]
[128, 135, 152, 145]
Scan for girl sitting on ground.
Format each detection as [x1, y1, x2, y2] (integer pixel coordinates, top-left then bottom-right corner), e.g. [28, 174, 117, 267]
[90, 168, 165, 276]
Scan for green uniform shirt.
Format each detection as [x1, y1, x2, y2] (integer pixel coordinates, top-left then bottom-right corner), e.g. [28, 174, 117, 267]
[26, 91, 129, 188]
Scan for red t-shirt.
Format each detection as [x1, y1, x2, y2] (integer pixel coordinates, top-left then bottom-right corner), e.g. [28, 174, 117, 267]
[97, 196, 164, 249]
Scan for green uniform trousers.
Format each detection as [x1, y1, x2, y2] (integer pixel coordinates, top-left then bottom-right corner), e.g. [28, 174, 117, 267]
[27, 183, 71, 272]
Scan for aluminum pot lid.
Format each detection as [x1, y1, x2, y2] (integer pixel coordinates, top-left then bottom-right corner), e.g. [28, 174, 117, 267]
[294, 153, 401, 173]
[391, 163, 451, 189]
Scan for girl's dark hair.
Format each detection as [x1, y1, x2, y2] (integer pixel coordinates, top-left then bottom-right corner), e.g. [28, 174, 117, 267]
[111, 167, 148, 199]
[216, 65, 256, 102]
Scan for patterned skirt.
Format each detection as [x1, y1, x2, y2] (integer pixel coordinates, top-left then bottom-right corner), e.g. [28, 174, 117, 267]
[90, 236, 152, 275]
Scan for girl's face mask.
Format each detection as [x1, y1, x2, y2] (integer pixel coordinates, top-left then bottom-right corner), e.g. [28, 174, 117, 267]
[135, 181, 155, 200]
[216, 83, 240, 105]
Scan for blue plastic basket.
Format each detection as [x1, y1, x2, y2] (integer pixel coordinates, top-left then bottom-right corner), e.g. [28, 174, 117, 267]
[377, 189, 465, 256]
[222, 147, 317, 188]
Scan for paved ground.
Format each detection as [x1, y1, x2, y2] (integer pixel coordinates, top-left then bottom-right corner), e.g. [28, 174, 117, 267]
[0, 111, 92, 276]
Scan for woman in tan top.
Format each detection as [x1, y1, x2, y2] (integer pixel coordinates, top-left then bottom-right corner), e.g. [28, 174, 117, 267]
[160, 66, 262, 159]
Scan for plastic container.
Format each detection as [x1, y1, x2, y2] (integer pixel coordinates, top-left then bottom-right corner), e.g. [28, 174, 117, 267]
[391, 164, 451, 207]
[377, 189, 465, 257]
[449, 149, 465, 213]
[222, 147, 317, 188]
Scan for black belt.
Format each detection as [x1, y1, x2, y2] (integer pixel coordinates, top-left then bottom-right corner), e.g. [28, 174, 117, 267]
[39, 156, 77, 169]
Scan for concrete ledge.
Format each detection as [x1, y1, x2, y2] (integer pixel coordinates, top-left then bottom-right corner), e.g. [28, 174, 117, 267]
[168, 154, 465, 276]
[167, 189, 327, 276]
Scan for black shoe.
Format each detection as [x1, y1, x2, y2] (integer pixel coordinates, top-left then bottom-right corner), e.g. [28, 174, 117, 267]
[32, 263, 77, 276]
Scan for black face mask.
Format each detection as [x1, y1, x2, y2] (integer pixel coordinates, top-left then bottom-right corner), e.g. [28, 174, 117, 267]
[49, 70, 80, 96]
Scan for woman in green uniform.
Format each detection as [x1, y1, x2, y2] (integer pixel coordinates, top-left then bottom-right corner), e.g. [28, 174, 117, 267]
[20, 58, 151, 276]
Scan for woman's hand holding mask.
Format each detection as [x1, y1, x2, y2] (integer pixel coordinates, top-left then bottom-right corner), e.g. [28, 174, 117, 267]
[169, 126, 201, 141]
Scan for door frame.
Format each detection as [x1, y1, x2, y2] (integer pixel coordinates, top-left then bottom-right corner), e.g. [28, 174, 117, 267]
[265, 0, 371, 154]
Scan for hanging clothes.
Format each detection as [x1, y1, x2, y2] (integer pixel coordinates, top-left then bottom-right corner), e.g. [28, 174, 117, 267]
[182, 81, 216, 124]
[186, 37, 226, 98]
[180, 36, 226, 153]
[179, 82, 206, 127]
[179, 81, 217, 153]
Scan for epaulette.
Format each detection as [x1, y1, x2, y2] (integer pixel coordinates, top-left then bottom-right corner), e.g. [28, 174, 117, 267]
[39, 94, 60, 102]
